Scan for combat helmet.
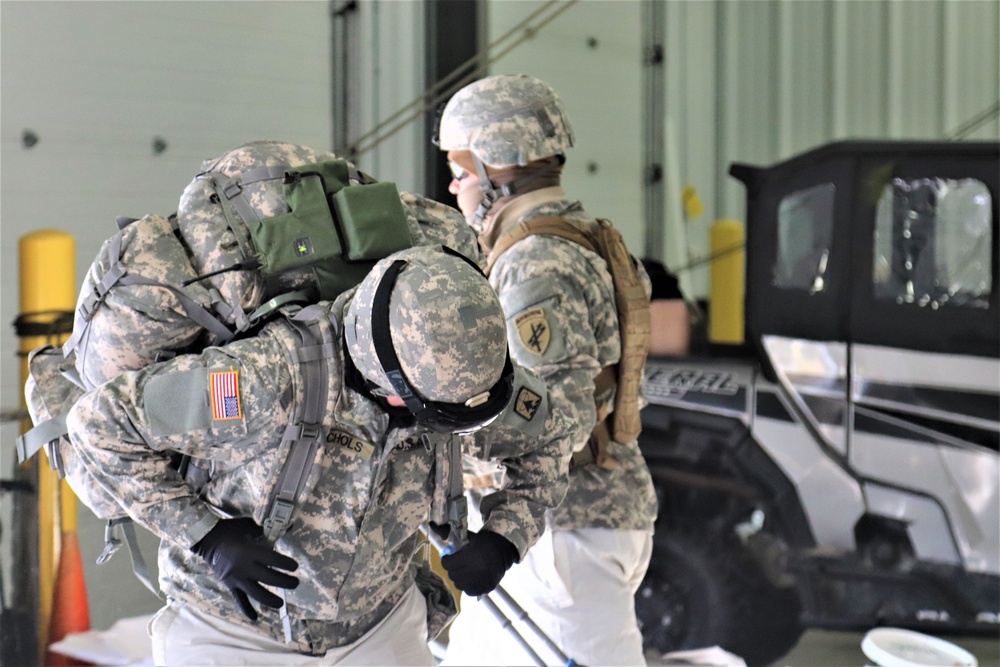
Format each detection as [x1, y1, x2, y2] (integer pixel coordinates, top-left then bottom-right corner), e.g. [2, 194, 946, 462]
[345, 245, 513, 432]
[436, 74, 574, 227]
[436, 73, 575, 167]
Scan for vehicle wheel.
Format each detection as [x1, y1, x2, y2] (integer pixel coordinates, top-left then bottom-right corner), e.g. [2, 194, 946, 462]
[635, 529, 803, 667]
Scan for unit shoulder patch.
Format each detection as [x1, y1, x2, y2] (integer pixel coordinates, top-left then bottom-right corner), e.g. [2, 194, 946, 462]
[514, 307, 550, 356]
[513, 386, 542, 422]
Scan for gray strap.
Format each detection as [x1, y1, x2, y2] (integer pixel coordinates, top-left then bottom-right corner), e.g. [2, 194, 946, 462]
[261, 314, 331, 545]
[64, 231, 127, 355]
[111, 274, 235, 344]
[207, 177, 256, 262]
[97, 519, 163, 598]
[261, 312, 332, 644]
[15, 416, 67, 466]
[426, 433, 469, 550]
[446, 436, 469, 548]
[63, 259, 127, 354]
[59, 364, 86, 390]
[248, 291, 311, 326]
[219, 176, 262, 230]
[263, 424, 321, 544]
[240, 165, 289, 187]
[80, 261, 127, 320]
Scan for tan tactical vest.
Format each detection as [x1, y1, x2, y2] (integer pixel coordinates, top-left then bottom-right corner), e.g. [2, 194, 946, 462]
[486, 216, 651, 469]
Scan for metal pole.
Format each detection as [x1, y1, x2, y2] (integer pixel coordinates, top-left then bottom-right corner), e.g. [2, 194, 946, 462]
[17, 230, 76, 664]
[491, 586, 574, 666]
[642, 0, 666, 260]
[421, 525, 575, 667]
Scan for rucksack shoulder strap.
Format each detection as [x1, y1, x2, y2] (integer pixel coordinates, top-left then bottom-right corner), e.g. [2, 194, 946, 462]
[262, 304, 335, 544]
[260, 304, 335, 642]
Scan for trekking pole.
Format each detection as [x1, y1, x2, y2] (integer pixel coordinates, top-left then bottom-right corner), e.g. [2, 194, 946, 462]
[421, 525, 578, 667]
[490, 585, 575, 666]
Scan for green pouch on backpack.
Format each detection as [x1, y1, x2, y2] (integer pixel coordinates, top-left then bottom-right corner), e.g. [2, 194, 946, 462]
[246, 160, 411, 279]
[333, 181, 412, 261]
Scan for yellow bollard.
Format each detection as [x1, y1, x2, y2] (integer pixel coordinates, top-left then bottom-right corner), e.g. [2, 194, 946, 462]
[18, 230, 77, 663]
[708, 220, 745, 345]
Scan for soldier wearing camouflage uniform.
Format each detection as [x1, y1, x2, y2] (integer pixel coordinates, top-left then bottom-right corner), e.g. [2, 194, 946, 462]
[67, 245, 573, 665]
[436, 74, 658, 666]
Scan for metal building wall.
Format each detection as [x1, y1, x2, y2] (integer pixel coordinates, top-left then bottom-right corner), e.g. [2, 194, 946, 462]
[0, 0, 333, 634]
[674, 0, 999, 298]
[331, 0, 428, 192]
[485, 1, 646, 254]
[483, 0, 999, 299]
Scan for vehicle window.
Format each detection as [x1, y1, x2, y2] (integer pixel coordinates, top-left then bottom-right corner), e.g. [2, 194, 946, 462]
[873, 178, 992, 309]
[773, 183, 835, 293]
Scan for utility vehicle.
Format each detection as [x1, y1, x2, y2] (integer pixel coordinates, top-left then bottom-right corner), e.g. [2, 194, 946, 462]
[635, 140, 1000, 666]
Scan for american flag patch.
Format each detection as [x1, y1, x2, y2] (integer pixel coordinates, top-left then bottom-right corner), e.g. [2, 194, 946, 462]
[210, 370, 242, 421]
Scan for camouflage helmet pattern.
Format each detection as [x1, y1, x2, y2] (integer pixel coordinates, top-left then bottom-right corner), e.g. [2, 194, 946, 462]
[438, 74, 575, 167]
[345, 246, 507, 404]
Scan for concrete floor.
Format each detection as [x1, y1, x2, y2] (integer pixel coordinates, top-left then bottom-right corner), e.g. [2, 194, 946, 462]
[76, 506, 1000, 667]
[645, 630, 999, 666]
[766, 628, 999, 667]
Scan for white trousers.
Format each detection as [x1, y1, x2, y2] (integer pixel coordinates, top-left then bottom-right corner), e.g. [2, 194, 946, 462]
[149, 584, 433, 666]
[442, 527, 653, 667]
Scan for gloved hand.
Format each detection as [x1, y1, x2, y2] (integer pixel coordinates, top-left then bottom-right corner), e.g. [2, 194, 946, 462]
[440, 529, 518, 596]
[191, 517, 300, 621]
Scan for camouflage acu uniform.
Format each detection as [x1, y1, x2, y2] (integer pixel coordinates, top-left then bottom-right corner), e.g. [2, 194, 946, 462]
[438, 74, 656, 530]
[67, 279, 571, 656]
[438, 73, 657, 667]
[484, 192, 658, 531]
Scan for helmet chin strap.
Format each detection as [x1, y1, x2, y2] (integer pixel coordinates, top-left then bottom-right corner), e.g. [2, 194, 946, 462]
[470, 155, 509, 228]
[470, 155, 564, 228]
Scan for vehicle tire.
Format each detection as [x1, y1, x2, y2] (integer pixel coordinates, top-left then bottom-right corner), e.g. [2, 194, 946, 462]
[635, 529, 803, 667]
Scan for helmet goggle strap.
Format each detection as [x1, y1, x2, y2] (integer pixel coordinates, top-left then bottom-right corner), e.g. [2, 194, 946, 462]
[369, 254, 514, 434]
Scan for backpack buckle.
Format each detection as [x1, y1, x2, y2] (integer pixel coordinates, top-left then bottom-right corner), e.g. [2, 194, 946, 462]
[222, 182, 243, 200]
[97, 521, 124, 564]
[263, 499, 295, 541]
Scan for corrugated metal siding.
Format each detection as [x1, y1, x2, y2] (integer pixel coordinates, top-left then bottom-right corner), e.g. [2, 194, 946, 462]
[482, 0, 998, 299]
[486, 1, 646, 253]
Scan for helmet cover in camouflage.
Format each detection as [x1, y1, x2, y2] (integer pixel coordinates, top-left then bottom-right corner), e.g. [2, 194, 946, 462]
[345, 246, 507, 404]
[437, 74, 575, 167]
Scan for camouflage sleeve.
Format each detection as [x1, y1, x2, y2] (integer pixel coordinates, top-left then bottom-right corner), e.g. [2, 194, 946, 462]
[399, 191, 485, 268]
[492, 236, 620, 453]
[464, 365, 573, 557]
[66, 333, 293, 549]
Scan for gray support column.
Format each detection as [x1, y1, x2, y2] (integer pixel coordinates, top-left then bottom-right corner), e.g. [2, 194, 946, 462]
[331, 0, 361, 158]
[423, 0, 481, 203]
[642, 0, 665, 261]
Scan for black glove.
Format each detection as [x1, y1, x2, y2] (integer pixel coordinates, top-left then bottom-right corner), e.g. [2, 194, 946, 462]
[192, 517, 300, 621]
[440, 529, 518, 596]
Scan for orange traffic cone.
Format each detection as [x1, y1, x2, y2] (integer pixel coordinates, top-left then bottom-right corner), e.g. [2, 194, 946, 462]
[44, 530, 92, 667]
